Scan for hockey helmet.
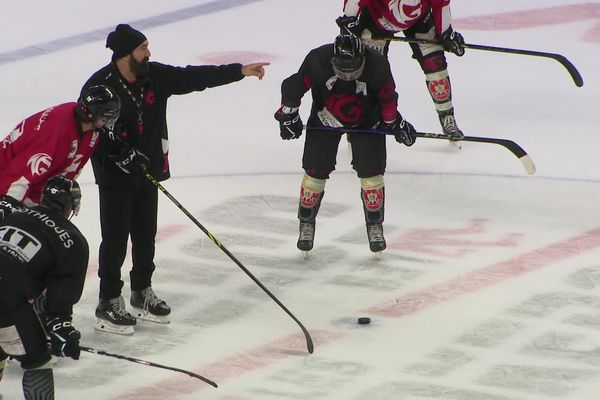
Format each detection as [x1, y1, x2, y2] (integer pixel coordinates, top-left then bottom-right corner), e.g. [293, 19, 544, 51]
[40, 176, 82, 217]
[332, 33, 365, 81]
[78, 85, 121, 129]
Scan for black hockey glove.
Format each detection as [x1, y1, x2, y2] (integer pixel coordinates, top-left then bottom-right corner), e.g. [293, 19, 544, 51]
[46, 316, 81, 360]
[336, 15, 361, 36]
[382, 114, 417, 147]
[441, 26, 465, 56]
[274, 107, 303, 140]
[111, 146, 149, 174]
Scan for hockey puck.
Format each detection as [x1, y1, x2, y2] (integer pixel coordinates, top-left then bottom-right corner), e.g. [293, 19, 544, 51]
[357, 317, 371, 325]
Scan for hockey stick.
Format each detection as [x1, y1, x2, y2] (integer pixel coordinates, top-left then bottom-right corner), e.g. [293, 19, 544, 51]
[79, 346, 218, 387]
[143, 171, 314, 354]
[381, 36, 583, 87]
[305, 125, 536, 175]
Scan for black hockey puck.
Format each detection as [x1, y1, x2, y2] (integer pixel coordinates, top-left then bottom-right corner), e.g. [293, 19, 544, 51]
[357, 317, 371, 325]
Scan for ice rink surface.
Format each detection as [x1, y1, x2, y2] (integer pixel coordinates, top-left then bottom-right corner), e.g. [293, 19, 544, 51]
[1, 0, 600, 398]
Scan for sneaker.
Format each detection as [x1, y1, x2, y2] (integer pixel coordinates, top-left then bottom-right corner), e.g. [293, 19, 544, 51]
[438, 110, 464, 139]
[297, 221, 315, 251]
[95, 296, 136, 335]
[366, 223, 386, 252]
[131, 287, 171, 324]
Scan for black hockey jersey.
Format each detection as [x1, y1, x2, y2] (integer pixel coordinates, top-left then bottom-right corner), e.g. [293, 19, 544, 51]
[0, 206, 89, 318]
[281, 44, 399, 129]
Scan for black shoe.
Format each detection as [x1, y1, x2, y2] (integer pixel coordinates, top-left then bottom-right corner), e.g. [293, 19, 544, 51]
[297, 221, 315, 251]
[95, 296, 136, 335]
[131, 287, 171, 324]
[438, 110, 464, 139]
[366, 223, 386, 252]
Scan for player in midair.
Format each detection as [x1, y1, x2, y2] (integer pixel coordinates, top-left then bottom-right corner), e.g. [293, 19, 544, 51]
[0, 176, 87, 400]
[275, 33, 416, 253]
[0, 85, 120, 206]
[337, 0, 466, 138]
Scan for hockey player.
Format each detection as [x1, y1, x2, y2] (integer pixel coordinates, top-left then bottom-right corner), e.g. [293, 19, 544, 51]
[0, 85, 120, 206]
[81, 24, 269, 334]
[0, 176, 87, 400]
[275, 33, 416, 253]
[337, 0, 465, 138]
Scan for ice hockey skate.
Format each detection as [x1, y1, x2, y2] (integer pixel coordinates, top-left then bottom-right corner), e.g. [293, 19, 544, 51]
[297, 221, 315, 254]
[130, 287, 171, 324]
[366, 222, 386, 253]
[438, 110, 464, 140]
[95, 296, 136, 335]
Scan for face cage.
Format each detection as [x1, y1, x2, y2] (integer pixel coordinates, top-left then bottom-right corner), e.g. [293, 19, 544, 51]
[331, 57, 365, 81]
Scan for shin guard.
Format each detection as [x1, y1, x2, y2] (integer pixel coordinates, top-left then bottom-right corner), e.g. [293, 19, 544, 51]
[360, 176, 385, 224]
[298, 174, 326, 223]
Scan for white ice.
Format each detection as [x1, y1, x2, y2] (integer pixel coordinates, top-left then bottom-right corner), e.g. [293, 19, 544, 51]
[1, 0, 599, 399]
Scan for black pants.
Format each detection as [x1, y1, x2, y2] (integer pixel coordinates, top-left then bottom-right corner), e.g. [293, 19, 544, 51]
[302, 129, 387, 179]
[97, 179, 158, 300]
[0, 281, 50, 370]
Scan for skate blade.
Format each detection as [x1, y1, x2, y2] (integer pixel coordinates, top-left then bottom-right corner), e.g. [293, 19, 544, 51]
[95, 319, 135, 335]
[131, 307, 171, 324]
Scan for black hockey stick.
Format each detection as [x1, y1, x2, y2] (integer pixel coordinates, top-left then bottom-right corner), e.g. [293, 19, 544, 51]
[143, 172, 314, 354]
[381, 36, 583, 87]
[80, 346, 218, 387]
[305, 125, 536, 175]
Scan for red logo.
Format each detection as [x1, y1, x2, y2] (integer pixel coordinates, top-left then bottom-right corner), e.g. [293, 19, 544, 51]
[362, 189, 383, 210]
[428, 78, 450, 102]
[300, 187, 321, 208]
[145, 90, 155, 105]
[325, 94, 363, 124]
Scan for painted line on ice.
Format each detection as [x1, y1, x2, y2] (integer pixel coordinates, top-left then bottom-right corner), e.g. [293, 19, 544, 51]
[0, 0, 264, 65]
[108, 227, 600, 399]
[112, 330, 344, 399]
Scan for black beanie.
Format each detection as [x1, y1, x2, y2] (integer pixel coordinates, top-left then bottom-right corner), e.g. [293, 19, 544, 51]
[106, 24, 147, 60]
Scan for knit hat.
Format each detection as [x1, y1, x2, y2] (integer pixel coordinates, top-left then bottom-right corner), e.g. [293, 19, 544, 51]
[106, 24, 147, 60]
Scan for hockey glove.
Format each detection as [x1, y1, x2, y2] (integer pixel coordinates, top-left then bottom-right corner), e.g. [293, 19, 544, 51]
[441, 26, 465, 56]
[46, 316, 81, 360]
[336, 15, 361, 36]
[382, 114, 417, 147]
[111, 146, 149, 174]
[274, 106, 303, 140]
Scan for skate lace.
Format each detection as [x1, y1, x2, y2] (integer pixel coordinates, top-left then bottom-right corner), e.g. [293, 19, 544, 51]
[298, 222, 314, 241]
[109, 296, 133, 318]
[368, 224, 384, 242]
[441, 114, 458, 133]
[141, 287, 163, 311]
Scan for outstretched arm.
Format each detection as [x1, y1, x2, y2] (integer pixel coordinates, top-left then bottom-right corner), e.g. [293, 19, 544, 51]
[241, 62, 270, 80]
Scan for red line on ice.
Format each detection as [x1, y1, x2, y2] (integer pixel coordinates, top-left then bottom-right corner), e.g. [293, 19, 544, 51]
[108, 227, 600, 399]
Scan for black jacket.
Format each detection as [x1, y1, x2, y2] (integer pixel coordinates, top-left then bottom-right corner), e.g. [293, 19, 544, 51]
[0, 206, 89, 318]
[281, 45, 399, 129]
[81, 61, 244, 186]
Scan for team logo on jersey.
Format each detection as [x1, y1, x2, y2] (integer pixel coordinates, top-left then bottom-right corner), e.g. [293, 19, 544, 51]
[428, 78, 451, 101]
[0, 225, 42, 262]
[389, 0, 422, 25]
[27, 153, 52, 176]
[325, 94, 363, 125]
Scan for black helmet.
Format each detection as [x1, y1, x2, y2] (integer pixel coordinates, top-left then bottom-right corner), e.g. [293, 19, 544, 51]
[40, 176, 82, 216]
[78, 85, 121, 128]
[332, 34, 365, 81]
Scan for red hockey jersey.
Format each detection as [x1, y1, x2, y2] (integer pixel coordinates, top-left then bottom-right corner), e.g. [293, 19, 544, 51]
[0, 102, 99, 206]
[343, 0, 452, 35]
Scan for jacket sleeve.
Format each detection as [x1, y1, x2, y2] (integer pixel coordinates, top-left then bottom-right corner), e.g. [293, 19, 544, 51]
[280, 50, 321, 108]
[44, 229, 89, 318]
[429, 0, 452, 35]
[152, 62, 245, 96]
